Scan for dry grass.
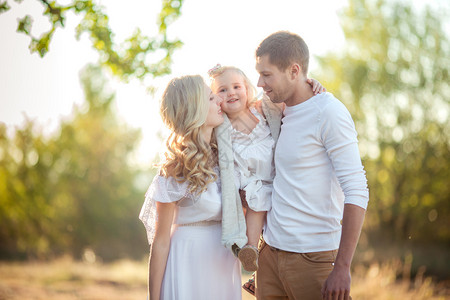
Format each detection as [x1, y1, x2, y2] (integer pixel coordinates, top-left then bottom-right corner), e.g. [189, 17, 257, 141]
[350, 261, 449, 300]
[0, 257, 147, 300]
[0, 258, 448, 300]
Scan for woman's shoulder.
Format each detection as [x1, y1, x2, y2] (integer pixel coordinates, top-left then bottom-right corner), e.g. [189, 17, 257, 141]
[146, 173, 191, 204]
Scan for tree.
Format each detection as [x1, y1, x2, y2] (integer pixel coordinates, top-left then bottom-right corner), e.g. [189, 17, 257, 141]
[0, 65, 151, 260]
[0, 0, 184, 82]
[316, 0, 449, 247]
[54, 64, 150, 260]
[1, 0, 174, 261]
[0, 119, 59, 259]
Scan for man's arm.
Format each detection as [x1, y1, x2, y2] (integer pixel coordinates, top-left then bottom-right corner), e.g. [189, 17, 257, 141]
[321, 204, 365, 300]
[320, 98, 369, 299]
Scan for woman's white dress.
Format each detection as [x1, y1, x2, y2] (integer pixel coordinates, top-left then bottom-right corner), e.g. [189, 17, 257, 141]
[139, 173, 242, 300]
[231, 107, 275, 212]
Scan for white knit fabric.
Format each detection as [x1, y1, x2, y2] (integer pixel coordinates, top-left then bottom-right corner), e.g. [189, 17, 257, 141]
[215, 114, 248, 250]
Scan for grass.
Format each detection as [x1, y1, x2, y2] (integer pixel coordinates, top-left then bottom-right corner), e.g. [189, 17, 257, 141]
[0, 257, 147, 300]
[0, 257, 448, 300]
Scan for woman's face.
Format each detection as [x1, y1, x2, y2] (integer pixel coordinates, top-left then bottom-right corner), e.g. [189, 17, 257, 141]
[204, 84, 224, 128]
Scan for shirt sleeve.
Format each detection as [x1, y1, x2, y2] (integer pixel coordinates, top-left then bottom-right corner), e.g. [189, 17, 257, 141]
[138, 175, 190, 244]
[244, 178, 272, 212]
[319, 100, 369, 209]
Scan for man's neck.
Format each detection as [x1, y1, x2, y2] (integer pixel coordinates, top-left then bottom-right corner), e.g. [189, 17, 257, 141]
[285, 80, 315, 107]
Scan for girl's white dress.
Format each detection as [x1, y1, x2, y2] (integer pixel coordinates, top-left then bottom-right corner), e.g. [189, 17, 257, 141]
[231, 107, 275, 212]
[139, 172, 242, 300]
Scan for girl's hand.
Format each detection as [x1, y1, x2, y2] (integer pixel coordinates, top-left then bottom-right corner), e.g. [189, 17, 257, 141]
[307, 78, 326, 95]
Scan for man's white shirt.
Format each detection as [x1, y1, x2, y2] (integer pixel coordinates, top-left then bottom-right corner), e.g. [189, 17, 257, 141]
[264, 92, 369, 253]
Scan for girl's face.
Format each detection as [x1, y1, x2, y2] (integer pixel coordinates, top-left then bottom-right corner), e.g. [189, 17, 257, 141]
[212, 70, 249, 115]
[203, 84, 224, 128]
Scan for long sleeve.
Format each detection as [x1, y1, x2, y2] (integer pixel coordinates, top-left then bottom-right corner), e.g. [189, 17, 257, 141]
[319, 100, 369, 209]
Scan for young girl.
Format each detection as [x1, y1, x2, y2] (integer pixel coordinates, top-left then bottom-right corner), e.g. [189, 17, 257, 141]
[139, 75, 242, 300]
[209, 65, 324, 293]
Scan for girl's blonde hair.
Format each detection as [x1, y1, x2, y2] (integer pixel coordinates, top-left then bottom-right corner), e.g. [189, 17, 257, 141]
[208, 65, 257, 107]
[159, 75, 218, 194]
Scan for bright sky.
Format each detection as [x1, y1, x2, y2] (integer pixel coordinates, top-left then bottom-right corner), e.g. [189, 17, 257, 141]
[0, 0, 348, 165]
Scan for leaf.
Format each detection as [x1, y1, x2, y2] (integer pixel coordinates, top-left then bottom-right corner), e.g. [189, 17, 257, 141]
[16, 15, 33, 35]
[0, 1, 11, 13]
[10, 0, 185, 84]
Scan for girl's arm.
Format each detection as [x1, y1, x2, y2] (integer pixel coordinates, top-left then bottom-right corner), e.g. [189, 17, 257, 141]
[148, 201, 175, 299]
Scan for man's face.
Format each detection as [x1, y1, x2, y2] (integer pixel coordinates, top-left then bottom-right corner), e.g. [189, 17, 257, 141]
[255, 55, 291, 104]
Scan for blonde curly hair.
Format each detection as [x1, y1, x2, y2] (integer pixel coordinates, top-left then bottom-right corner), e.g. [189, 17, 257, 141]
[159, 75, 218, 194]
[208, 64, 257, 107]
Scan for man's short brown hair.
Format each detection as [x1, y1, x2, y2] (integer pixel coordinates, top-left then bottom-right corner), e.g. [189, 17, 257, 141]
[256, 31, 309, 76]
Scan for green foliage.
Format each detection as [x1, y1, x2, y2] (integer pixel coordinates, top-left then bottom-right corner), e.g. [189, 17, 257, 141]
[316, 0, 449, 245]
[0, 65, 152, 260]
[0, 120, 58, 259]
[0, 1, 10, 13]
[1, 0, 184, 82]
[0, 0, 172, 261]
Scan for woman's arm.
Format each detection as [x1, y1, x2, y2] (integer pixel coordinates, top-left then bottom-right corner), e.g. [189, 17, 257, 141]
[148, 201, 175, 299]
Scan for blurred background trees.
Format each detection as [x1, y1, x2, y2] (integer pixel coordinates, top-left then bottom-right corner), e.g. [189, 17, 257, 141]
[316, 0, 449, 277]
[0, 65, 150, 261]
[0, 0, 183, 260]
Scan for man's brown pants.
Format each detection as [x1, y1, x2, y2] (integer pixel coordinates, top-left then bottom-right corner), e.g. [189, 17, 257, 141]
[255, 240, 338, 300]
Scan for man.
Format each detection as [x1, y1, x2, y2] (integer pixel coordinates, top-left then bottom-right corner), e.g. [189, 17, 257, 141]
[254, 31, 369, 300]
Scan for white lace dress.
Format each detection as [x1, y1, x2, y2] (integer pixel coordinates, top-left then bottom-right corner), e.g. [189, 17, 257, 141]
[231, 107, 275, 212]
[139, 173, 242, 300]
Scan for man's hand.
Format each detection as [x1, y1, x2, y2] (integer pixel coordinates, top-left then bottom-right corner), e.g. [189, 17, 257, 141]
[321, 264, 351, 300]
[321, 204, 365, 300]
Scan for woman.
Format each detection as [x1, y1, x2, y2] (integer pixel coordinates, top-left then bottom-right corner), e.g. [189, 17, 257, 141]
[139, 75, 242, 300]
